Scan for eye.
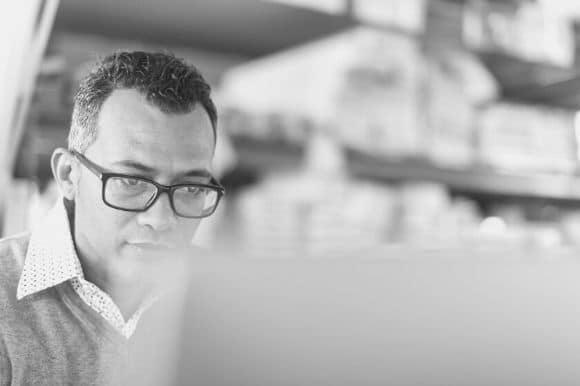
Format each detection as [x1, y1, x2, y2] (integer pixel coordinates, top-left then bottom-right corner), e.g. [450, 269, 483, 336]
[186, 186, 202, 194]
[115, 177, 149, 190]
[123, 178, 142, 186]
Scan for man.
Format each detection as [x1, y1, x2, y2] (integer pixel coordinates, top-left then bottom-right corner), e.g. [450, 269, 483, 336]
[0, 51, 224, 385]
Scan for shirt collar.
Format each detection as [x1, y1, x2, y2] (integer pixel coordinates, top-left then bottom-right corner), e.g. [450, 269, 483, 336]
[17, 199, 83, 300]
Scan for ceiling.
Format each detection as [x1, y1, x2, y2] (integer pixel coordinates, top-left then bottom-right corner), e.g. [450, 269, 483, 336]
[53, 0, 355, 57]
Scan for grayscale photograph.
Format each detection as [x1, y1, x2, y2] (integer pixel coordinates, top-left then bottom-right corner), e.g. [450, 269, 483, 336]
[1, 0, 580, 385]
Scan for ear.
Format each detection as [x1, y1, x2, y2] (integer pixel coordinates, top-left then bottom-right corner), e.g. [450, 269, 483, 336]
[51, 148, 79, 200]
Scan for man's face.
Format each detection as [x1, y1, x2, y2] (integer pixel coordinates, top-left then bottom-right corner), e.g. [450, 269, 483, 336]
[73, 89, 214, 283]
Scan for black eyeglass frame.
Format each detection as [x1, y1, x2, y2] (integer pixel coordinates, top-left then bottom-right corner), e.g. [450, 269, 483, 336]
[70, 150, 225, 218]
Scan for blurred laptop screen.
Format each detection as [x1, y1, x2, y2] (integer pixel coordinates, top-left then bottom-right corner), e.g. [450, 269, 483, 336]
[176, 249, 580, 386]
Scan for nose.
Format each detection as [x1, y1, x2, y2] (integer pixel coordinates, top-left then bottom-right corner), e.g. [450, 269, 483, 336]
[136, 191, 178, 232]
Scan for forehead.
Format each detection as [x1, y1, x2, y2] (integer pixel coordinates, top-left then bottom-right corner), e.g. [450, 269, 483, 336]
[86, 89, 214, 170]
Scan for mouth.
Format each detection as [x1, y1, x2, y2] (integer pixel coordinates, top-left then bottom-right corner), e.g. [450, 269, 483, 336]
[126, 241, 171, 251]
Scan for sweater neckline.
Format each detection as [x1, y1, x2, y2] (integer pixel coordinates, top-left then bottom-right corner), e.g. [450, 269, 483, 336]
[55, 280, 128, 347]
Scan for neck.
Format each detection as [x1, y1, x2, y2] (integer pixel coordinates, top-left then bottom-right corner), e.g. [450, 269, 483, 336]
[82, 262, 148, 320]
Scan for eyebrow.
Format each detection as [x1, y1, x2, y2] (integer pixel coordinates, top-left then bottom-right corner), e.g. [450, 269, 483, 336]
[110, 160, 212, 179]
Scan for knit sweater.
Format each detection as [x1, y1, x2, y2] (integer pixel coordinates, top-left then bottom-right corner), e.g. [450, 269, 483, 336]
[0, 233, 183, 386]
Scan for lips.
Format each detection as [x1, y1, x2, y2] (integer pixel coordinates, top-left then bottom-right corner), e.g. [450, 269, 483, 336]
[127, 241, 171, 250]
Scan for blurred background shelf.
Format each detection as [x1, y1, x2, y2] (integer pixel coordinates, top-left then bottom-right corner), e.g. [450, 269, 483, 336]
[233, 137, 305, 172]
[346, 148, 580, 203]
[500, 73, 580, 109]
[227, 140, 580, 204]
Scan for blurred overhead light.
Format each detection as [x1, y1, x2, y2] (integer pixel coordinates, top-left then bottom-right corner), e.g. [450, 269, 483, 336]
[262, 0, 346, 15]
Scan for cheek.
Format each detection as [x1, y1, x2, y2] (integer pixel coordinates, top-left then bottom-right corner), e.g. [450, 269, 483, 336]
[76, 180, 133, 241]
[175, 219, 202, 242]
[76, 172, 103, 207]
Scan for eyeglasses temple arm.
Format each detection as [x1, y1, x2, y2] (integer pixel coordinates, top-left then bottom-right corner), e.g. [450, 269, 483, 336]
[70, 150, 104, 178]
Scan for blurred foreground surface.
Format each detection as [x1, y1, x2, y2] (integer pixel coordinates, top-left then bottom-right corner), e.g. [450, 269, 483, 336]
[132, 246, 580, 386]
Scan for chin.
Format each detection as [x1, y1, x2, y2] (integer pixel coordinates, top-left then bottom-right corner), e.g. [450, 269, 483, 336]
[117, 244, 182, 283]
[105, 247, 147, 283]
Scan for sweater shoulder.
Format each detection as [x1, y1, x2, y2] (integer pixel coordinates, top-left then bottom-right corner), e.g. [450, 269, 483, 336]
[0, 232, 30, 298]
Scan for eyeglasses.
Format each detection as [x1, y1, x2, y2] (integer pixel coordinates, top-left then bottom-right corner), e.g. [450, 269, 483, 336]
[71, 150, 225, 218]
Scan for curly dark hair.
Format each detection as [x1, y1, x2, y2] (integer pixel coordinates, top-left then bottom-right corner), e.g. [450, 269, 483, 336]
[68, 51, 217, 153]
